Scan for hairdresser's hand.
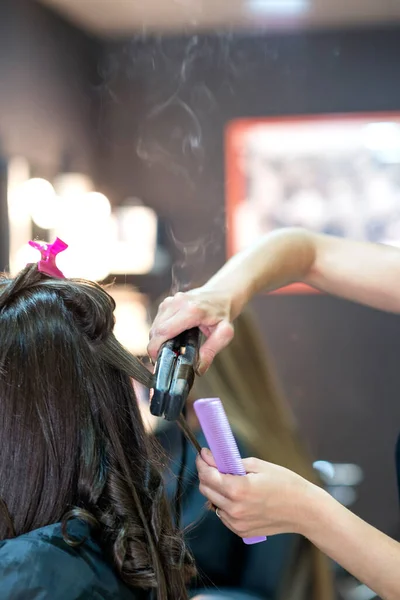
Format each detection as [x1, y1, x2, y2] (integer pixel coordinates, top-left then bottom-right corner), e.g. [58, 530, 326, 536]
[196, 449, 316, 539]
[198, 453, 400, 600]
[148, 288, 234, 375]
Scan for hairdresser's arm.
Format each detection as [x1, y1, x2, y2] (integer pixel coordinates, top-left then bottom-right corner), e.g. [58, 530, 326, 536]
[206, 228, 400, 313]
[196, 450, 400, 600]
[148, 229, 400, 370]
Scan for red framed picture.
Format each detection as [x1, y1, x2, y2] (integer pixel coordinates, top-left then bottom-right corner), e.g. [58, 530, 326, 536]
[225, 112, 400, 293]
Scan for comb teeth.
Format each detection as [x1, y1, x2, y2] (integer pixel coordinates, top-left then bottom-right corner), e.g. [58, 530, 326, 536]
[194, 398, 246, 475]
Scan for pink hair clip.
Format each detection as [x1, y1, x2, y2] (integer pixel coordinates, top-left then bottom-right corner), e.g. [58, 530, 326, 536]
[28, 238, 68, 278]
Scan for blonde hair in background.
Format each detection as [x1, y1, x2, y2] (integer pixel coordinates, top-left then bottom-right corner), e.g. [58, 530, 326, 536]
[192, 308, 335, 600]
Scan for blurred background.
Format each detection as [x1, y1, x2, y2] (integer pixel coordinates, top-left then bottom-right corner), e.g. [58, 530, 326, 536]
[2, 1, 400, 597]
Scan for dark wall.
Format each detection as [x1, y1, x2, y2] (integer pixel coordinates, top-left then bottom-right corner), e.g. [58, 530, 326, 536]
[0, 0, 100, 176]
[0, 0, 102, 269]
[98, 28, 400, 535]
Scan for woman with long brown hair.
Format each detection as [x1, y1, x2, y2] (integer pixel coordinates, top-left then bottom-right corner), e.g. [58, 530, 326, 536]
[0, 259, 195, 599]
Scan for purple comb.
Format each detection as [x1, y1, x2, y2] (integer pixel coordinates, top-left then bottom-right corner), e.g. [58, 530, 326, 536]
[28, 238, 68, 278]
[194, 397, 266, 545]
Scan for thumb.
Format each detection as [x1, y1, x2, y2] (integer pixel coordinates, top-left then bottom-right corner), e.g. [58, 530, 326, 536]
[197, 320, 234, 375]
[201, 448, 217, 468]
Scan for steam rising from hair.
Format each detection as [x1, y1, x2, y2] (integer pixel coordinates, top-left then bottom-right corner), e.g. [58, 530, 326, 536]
[100, 34, 237, 292]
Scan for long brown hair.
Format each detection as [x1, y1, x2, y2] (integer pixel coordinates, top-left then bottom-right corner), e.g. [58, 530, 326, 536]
[0, 265, 195, 599]
[193, 309, 335, 600]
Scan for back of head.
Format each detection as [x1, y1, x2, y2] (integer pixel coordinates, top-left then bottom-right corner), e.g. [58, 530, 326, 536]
[0, 265, 194, 599]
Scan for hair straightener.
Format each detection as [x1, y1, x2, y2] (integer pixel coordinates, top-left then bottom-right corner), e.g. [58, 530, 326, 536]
[150, 327, 201, 421]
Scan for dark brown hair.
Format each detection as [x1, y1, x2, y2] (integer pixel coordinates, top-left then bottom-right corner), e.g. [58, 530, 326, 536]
[0, 264, 195, 599]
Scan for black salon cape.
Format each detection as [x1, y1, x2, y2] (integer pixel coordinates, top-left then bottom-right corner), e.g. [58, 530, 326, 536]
[157, 426, 297, 600]
[0, 519, 148, 600]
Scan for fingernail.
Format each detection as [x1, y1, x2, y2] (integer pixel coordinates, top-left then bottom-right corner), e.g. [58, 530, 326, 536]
[197, 362, 208, 376]
[202, 448, 211, 457]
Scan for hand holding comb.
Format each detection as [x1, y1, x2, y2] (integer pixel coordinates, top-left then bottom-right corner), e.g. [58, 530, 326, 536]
[194, 397, 267, 545]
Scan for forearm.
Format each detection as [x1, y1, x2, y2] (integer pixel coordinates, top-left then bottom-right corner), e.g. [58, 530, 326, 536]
[204, 228, 400, 318]
[204, 228, 316, 318]
[304, 486, 400, 600]
[305, 234, 400, 313]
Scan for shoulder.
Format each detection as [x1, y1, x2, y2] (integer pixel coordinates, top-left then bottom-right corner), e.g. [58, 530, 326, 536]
[0, 521, 143, 599]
